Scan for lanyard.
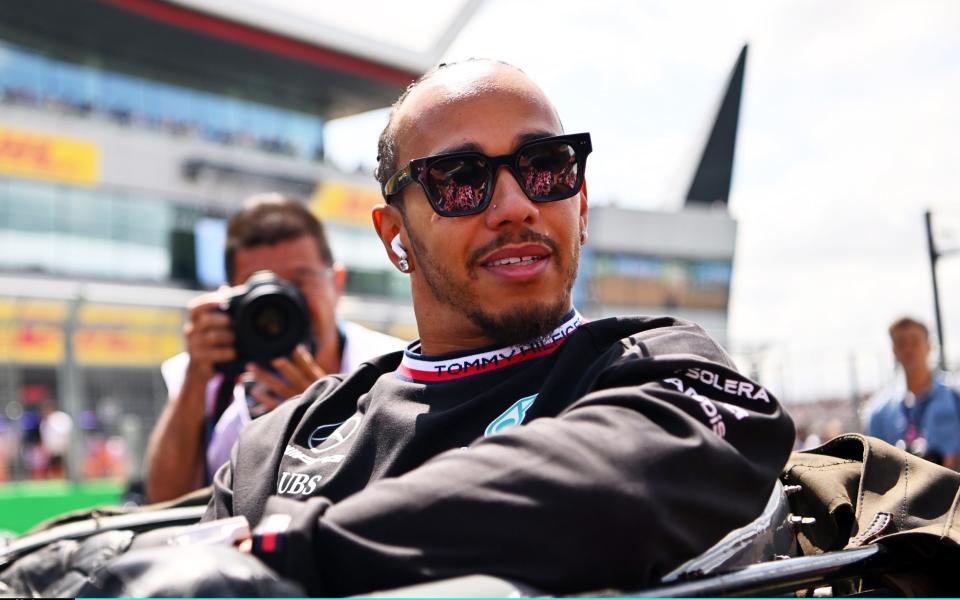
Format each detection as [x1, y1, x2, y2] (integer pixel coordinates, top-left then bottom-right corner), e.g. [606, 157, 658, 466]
[901, 387, 934, 444]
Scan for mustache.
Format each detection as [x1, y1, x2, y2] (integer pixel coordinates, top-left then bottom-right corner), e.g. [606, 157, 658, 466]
[467, 228, 560, 267]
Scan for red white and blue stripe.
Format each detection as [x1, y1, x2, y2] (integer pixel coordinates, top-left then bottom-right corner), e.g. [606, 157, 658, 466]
[397, 310, 584, 383]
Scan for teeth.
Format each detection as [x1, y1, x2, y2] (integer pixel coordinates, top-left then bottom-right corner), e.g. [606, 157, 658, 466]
[488, 256, 542, 267]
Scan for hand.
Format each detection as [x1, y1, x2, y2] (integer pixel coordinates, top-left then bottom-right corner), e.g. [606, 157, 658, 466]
[245, 345, 326, 416]
[183, 291, 235, 381]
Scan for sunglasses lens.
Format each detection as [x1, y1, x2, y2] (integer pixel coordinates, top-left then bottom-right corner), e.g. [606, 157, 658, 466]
[425, 157, 490, 214]
[518, 140, 580, 200]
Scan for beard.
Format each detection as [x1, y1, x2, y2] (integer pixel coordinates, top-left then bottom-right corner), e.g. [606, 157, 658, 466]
[405, 222, 580, 347]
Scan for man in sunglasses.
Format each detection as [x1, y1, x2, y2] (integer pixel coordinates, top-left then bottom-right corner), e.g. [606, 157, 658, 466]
[194, 60, 795, 596]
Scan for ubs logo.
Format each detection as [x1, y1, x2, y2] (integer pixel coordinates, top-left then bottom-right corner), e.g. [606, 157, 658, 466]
[308, 414, 361, 453]
[277, 472, 322, 495]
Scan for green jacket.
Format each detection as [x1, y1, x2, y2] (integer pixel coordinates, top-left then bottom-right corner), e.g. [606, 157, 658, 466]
[783, 433, 960, 554]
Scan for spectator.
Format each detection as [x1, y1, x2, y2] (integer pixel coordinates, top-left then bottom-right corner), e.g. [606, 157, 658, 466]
[38, 402, 72, 479]
[864, 316, 960, 467]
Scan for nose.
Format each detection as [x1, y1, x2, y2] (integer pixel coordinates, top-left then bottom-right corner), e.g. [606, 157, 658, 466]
[483, 166, 538, 229]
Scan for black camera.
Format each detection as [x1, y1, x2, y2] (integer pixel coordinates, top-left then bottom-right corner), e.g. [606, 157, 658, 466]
[215, 270, 314, 374]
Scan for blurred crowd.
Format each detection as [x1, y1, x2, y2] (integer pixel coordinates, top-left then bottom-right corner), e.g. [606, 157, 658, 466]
[1, 85, 312, 160]
[0, 389, 129, 483]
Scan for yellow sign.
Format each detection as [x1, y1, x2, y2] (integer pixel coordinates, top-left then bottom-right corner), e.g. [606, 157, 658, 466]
[0, 299, 68, 323]
[78, 304, 183, 328]
[74, 329, 182, 367]
[0, 299, 185, 365]
[310, 181, 382, 227]
[0, 323, 65, 364]
[0, 125, 100, 185]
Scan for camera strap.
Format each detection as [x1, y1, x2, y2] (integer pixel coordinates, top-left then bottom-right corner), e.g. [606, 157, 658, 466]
[203, 370, 240, 485]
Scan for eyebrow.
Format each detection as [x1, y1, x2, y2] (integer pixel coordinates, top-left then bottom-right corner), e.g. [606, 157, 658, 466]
[433, 130, 559, 156]
[289, 266, 326, 279]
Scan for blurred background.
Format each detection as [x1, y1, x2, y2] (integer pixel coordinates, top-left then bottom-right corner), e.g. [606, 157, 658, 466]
[0, 0, 958, 533]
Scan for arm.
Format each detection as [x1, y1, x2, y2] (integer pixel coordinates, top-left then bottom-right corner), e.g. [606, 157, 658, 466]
[145, 295, 234, 503]
[250, 355, 795, 595]
[144, 365, 210, 502]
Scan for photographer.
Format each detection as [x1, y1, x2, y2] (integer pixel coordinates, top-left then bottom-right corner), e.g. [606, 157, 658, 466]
[145, 194, 404, 503]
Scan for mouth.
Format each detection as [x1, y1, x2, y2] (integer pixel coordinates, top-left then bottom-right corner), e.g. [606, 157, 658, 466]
[479, 243, 552, 282]
[486, 255, 546, 267]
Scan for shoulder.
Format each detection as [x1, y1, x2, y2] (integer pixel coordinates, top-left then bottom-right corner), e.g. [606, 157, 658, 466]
[240, 376, 344, 441]
[932, 374, 960, 396]
[864, 387, 900, 419]
[577, 314, 735, 369]
[236, 355, 401, 450]
[341, 321, 408, 371]
[929, 377, 960, 408]
[160, 352, 190, 399]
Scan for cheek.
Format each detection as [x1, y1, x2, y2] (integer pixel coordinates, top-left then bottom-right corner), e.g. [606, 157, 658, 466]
[547, 205, 582, 245]
[416, 217, 475, 260]
[301, 285, 332, 314]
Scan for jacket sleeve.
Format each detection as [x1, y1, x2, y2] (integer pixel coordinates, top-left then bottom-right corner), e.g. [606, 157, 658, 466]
[251, 334, 796, 596]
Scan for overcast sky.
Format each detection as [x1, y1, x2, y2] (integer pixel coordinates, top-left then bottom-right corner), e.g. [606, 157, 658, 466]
[322, 0, 960, 402]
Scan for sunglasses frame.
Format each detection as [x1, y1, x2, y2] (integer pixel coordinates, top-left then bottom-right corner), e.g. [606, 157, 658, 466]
[382, 132, 592, 217]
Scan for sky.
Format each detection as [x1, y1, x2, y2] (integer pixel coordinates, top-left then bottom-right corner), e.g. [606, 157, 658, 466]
[320, 0, 960, 402]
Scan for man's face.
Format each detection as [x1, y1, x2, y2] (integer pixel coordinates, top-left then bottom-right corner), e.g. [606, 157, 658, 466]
[232, 235, 339, 347]
[891, 324, 930, 374]
[389, 64, 587, 347]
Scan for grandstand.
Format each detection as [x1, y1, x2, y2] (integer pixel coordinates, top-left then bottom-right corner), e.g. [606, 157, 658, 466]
[0, 0, 476, 484]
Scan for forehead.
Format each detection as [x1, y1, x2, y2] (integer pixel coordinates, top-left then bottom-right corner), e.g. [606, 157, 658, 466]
[892, 324, 927, 341]
[232, 236, 324, 282]
[393, 63, 563, 162]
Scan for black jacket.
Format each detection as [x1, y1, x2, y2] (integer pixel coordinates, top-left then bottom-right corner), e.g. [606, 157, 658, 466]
[205, 311, 795, 595]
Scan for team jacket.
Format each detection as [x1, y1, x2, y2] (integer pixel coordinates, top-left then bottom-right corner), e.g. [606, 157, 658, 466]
[205, 310, 795, 596]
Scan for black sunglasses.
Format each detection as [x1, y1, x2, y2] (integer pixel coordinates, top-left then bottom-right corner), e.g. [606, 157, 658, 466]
[382, 132, 592, 217]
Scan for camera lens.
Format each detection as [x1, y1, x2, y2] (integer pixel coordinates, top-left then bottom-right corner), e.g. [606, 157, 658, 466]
[232, 287, 309, 371]
[252, 304, 287, 340]
[216, 270, 315, 374]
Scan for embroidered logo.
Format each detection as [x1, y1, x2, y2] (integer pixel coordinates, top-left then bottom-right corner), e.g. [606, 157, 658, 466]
[485, 394, 538, 437]
[308, 414, 361, 453]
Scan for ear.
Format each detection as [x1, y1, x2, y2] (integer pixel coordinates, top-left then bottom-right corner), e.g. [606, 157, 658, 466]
[331, 262, 347, 298]
[373, 204, 409, 270]
[578, 179, 589, 239]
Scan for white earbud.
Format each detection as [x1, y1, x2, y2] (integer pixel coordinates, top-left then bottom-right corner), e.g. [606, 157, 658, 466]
[391, 234, 407, 259]
[391, 235, 411, 273]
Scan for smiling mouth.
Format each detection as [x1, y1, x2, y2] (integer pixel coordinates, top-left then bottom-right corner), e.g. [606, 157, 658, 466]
[485, 255, 546, 267]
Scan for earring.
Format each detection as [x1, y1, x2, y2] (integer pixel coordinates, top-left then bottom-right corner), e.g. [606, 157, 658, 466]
[580, 230, 588, 246]
[398, 258, 411, 273]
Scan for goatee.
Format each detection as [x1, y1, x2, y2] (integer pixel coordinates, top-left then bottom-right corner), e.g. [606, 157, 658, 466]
[405, 222, 580, 347]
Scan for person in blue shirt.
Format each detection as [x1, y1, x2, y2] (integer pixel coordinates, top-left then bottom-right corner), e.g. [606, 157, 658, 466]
[865, 316, 960, 468]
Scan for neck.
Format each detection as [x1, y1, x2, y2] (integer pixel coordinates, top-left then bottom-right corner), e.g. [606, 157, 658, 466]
[905, 367, 932, 396]
[418, 332, 496, 356]
[414, 302, 576, 357]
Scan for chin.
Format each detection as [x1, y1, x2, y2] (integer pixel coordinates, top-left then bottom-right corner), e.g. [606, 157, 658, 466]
[467, 295, 571, 347]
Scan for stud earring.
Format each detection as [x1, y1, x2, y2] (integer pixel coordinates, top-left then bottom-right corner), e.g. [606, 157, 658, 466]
[580, 231, 588, 246]
[398, 258, 411, 273]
